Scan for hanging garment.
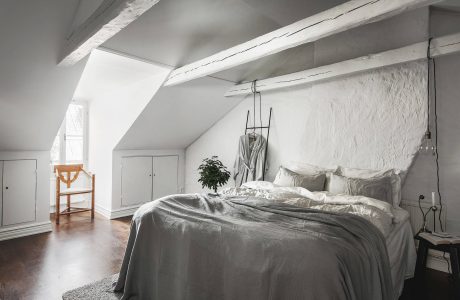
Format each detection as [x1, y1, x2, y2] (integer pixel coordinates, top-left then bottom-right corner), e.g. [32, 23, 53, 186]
[234, 133, 268, 186]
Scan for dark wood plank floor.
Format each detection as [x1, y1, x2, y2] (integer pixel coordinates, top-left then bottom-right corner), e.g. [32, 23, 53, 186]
[0, 211, 454, 300]
[0, 212, 131, 300]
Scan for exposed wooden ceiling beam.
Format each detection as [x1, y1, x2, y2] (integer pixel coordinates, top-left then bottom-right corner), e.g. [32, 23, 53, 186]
[224, 32, 460, 97]
[164, 0, 440, 86]
[59, 0, 160, 66]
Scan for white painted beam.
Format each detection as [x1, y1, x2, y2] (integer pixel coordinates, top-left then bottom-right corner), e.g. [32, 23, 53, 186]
[59, 0, 160, 66]
[225, 32, 460, 97]
[430, 32, 460, 57]
[165, 0, 440, 86]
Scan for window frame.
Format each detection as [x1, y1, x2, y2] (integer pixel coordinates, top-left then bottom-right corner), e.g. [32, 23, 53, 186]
[51, 100, 89, 166]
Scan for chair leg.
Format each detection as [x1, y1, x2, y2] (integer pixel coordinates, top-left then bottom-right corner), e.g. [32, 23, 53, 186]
[67, 195, 71, 213]
[56, 184, 60, 225]
[91, 174, 95, 219]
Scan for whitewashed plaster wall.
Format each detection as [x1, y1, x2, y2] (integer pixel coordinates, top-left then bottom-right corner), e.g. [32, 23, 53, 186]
[185, 61, 427, 193]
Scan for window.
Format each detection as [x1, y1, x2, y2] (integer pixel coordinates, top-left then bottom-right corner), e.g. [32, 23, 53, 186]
[51, 102, 88, 165]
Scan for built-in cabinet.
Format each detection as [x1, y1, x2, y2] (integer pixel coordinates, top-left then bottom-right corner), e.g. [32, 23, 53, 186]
[1, 160, 37, 226]
[121, 155, 178, 207]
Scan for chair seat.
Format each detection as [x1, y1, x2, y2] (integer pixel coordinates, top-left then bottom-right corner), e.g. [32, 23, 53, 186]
[60, 187, 93, 196]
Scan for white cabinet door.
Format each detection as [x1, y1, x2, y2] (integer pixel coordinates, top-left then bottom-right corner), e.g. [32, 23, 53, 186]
[153, 156, 178, 200]
[121, 157, 153, 206]
[2, 160, 37, 226]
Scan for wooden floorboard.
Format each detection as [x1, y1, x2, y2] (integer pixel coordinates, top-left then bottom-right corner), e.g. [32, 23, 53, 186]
[0, 211, 454, 299]
[0, 212, 131, 300]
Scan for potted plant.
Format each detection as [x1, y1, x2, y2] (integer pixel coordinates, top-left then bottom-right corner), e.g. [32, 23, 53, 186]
[198, 156, 231, 195]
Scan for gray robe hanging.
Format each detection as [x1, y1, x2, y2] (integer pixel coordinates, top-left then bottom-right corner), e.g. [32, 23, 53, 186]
[234, 133, 268, 186]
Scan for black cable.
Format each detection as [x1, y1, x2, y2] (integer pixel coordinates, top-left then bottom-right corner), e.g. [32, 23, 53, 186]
[252, 81, 256, 132]
[417, 195, 434, 235]
[427, 37, 444, 232]
[443, 252, 451, 275]
[432, 57, 444, 232]
[259, 91, 263, 135]
[427, 38, 432, 132]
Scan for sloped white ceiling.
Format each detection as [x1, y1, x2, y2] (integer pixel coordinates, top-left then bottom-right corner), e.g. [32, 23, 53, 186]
[103, 0, 346, 83]
[74, 49, 168, 102]
[0, 0, 87, 151]
[115, 77, 241, 150]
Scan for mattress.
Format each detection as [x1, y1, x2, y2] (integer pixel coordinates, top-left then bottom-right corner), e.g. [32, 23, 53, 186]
[386, 207, 416, 299]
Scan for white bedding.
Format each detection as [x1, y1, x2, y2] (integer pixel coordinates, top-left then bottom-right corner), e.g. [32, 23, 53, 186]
[222, 182, 416, 299]
[386, 208, 416, 299]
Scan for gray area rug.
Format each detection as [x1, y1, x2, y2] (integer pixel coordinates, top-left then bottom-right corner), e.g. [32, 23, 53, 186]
[62, 274, 122, 300]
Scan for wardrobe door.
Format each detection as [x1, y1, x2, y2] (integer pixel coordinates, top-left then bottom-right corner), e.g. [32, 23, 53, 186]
[2, 160, 37, 226]
[121, 156, 153, 206]
[153, 156, 178, 200]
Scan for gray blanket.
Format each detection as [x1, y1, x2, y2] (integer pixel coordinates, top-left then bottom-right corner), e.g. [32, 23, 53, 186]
[114, 194, 393, 300]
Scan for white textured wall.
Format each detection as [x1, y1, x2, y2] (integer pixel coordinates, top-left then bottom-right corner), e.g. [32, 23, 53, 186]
[185, 62, 427, 193]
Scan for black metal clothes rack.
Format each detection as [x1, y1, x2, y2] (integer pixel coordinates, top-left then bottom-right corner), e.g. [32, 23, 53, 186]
[243, 80, 272, 181]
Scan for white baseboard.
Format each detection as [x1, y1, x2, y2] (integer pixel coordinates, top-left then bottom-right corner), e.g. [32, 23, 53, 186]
[110, 206, 139, 219]
[0, 221, 52, 241]
[95, 204, 139, 220]
[95, 204, 111, 219]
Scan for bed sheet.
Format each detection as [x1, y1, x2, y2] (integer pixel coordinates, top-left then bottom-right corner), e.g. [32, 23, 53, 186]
[386, 208, 416, 299]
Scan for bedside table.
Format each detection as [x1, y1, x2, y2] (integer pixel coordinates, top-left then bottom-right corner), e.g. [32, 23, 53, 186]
[414, 234, 460, 299]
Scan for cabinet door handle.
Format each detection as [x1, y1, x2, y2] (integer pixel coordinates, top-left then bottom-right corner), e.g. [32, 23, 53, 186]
[5, 187, 8, 190]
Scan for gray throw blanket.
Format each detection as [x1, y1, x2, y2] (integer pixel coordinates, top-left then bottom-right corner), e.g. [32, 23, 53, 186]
[114, 194, 393, 300]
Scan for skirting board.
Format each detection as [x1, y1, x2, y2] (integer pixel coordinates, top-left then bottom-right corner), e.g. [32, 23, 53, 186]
[95, 204, 139, 220]
[0, 221, 52, 241]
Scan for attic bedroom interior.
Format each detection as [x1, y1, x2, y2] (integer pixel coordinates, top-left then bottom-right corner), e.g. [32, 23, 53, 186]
[1, 0, 460, 299]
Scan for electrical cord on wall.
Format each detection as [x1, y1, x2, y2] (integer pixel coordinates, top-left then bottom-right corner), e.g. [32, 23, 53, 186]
[259, 85, 263, 135]
[427, 37, 444, 232]
[250, 80, 264, 136]
[251, 81, 256, 133]
[432, 57, 444, 232]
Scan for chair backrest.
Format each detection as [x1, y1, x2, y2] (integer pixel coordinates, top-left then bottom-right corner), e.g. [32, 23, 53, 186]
[54, 164, 83, 187]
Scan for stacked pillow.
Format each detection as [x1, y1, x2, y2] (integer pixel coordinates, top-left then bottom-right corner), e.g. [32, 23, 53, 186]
[273, 162, 338, 192]
[283, 161, 338, 191]
[330, 166, 402, 207]
[273, 162, 402, 207]
[273, 166, 326, 191]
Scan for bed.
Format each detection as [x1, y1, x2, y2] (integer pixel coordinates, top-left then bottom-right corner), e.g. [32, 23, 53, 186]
[113, 182, 416, 300]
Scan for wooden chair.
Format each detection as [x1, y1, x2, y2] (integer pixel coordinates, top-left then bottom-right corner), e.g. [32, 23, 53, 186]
[54, 164, 95, 224]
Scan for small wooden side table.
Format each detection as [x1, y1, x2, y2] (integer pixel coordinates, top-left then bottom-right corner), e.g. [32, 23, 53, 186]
[414, 234, 460, 299]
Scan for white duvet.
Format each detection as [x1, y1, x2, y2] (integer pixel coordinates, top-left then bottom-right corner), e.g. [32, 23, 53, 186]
[222, 181, 416, 300]
[221, 181, 395, 237]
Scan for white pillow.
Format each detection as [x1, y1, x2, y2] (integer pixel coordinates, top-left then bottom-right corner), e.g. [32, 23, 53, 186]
[328, 174, 393, 205]
[283, 162, 337, 191]
[284, 161, 337, 175]
[274, 167, 326, 191]
[336, 166, 402, 207]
